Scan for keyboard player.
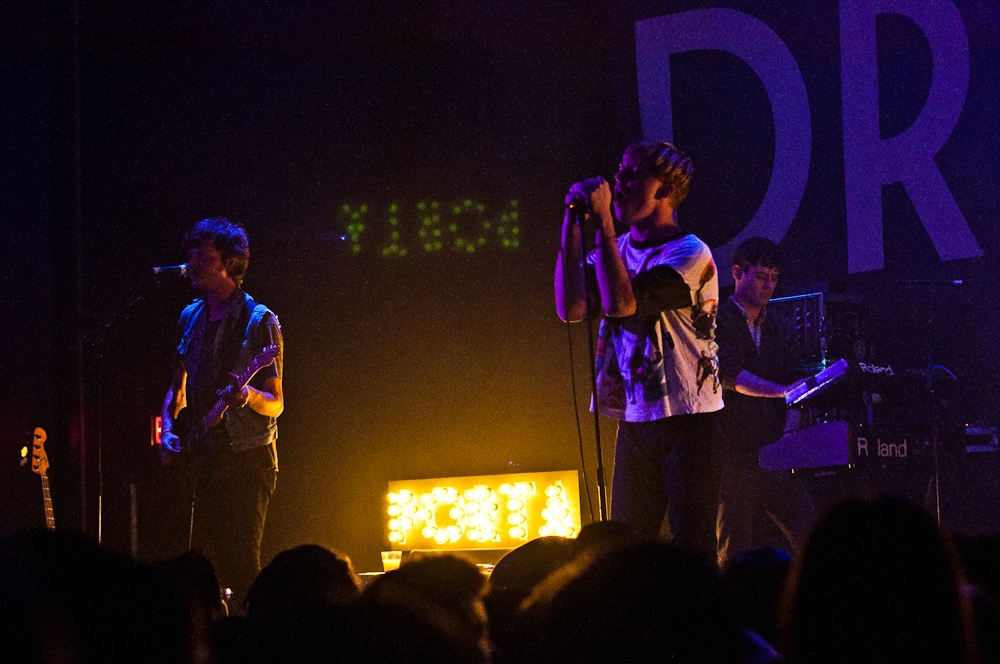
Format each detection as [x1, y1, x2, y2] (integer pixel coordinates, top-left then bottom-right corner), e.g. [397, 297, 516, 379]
[715, 237, 814, 566]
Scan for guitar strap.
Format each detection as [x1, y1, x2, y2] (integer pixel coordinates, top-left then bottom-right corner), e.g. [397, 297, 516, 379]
[213, 296, 253, 394]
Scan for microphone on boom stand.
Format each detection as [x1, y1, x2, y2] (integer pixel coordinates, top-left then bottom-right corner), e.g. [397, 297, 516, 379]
[151, 263, 188, 276]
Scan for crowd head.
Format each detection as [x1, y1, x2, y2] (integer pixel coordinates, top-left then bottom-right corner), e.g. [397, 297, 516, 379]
[3, 494, 997, 664]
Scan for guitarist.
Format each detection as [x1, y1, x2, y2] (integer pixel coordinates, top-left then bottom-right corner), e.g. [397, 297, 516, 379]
[160, 217, 284, 611]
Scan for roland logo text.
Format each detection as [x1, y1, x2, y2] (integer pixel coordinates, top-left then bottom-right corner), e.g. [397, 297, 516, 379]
[858, 362, 894, 376]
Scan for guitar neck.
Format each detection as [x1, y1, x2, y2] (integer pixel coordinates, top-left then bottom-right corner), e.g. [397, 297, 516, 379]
[199, 354, 273, 430]
[40, 473, 55, 530]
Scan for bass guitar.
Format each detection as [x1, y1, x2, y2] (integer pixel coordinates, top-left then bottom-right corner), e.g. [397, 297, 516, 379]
[31, 427, 55, 530]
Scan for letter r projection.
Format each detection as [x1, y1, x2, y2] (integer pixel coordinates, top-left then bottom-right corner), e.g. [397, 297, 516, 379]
[634, 1, 981, 276]
[841, 0, 981, 273]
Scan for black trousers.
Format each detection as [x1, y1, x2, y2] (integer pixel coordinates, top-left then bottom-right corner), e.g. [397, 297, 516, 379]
[191, 444, 276, 610]
[610, 412, 723, 560]
[717, 462, 815, 566]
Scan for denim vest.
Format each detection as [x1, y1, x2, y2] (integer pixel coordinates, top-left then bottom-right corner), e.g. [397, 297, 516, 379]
[177, 290, 280, 456]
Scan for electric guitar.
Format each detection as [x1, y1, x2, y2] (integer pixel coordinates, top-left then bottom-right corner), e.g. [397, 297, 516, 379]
[31, 427, 55, 530]
[165, 344, 280, 463]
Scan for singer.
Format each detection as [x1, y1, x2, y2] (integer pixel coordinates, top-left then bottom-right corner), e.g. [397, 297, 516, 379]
[555, 141, 722, 559]
[159, 217, 284, 610]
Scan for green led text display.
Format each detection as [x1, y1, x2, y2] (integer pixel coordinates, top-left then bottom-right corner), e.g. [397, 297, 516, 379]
[338, 199, 521, 257]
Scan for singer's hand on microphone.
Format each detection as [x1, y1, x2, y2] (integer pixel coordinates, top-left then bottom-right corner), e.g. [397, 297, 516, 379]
[565, 177, 613, 224]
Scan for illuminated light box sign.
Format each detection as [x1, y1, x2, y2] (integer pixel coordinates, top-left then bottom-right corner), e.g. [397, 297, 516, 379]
[336, 199, 522, 257]
[386, 470, 581, 551]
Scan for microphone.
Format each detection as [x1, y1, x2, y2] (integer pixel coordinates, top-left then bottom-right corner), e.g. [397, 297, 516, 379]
[152, 263, 188, 276]
[566, 200, 589, 226]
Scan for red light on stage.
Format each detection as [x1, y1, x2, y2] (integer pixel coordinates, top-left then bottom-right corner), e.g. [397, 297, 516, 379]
[151, 416, 162, 446]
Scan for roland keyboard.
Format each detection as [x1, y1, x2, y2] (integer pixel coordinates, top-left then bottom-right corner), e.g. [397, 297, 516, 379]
[785, 358, 849, 406]
[759, 421, 924, 471]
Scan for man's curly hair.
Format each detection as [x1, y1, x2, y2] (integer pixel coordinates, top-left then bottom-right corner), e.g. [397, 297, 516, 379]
[182, 217, 250, 286]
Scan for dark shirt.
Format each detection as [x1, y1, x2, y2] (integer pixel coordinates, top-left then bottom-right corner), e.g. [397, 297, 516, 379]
[190, 316, 225, 418]
[716, 297, 803, 466]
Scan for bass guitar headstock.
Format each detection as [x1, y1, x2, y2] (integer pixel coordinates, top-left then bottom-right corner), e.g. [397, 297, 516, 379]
[31, 427, 49, 476]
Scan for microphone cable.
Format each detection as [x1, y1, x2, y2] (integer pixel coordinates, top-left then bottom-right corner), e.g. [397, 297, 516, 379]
[558, 237, 596, 525]
[564, 315, 596, 525]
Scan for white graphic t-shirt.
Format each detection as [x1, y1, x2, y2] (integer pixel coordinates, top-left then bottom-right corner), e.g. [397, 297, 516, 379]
[586, 232, 723, 422]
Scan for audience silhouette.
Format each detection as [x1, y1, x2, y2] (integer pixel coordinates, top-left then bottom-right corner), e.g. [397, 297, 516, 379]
[723, 547, 792, 649]
[0, 529, 207, 664]
[781, 496, 975, 664]
[4, 494, 999, 663]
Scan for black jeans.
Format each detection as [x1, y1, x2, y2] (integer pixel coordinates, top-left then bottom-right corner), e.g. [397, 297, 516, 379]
[191, 444, 277, 609]
[610, 412, 723, 560]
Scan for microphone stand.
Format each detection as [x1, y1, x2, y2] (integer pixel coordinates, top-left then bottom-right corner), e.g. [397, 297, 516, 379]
[925, 283, 942, 527]
[569, 206, 610, 522]
[902, 277, 965, 527]
[78, 272, 181, 545]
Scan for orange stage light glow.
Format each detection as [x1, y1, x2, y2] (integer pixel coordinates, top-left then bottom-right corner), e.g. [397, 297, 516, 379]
[386, 470, 581, 550]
